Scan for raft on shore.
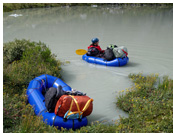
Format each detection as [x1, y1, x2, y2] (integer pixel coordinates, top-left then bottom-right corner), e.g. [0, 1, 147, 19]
[26, 74, 88, 130]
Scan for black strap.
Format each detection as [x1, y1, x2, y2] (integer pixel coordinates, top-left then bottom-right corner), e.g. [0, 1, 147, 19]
[34, 78, 46, 92]
[53, 115, 57, 126]
[117, 58, 120, 66]
[44, 74, 48, 88]
[38, 109, 47, 116]
[27, 87, 39, 98]
[33, 79, 42, 85]
[72, 119, 74, 130]
[52, 77, 58, 87]
[56, 105, 61, 114]
[63, 118, 67, 122]
[78, 118, 82, 122]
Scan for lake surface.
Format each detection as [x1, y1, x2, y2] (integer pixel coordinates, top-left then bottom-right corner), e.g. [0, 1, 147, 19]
[3, 6, 173, 124]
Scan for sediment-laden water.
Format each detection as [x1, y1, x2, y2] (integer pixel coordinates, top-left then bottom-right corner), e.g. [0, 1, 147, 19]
[3, 6, 173, 123]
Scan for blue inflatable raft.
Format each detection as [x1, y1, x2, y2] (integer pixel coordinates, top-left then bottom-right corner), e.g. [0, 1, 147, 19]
[82, 54, 129, 66]
[26, 74, 88, 130]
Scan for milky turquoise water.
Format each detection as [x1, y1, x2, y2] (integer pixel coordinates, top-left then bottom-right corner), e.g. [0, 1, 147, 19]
[3, 6, 173, 124]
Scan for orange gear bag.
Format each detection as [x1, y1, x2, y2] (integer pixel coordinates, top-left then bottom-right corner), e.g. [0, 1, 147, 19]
[54, 95, 93, 117]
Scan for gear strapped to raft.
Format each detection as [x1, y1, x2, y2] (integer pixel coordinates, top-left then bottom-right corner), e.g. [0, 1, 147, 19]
[63, 95, 93, 120]
[54, 95, 93, 121]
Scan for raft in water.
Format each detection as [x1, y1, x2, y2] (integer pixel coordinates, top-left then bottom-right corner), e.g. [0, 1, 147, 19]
[26, 74, 88, 130]
[82, 54, 129, 66]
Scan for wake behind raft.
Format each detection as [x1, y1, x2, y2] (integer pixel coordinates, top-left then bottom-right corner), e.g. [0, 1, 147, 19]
[82, 54, 129, 67]
[26, 74, 93, 130]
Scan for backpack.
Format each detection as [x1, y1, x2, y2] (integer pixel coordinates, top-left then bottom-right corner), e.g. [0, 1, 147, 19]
[113, 47, 128, 58]
[104, 47, 115, 61]
[45, 86, 65, 112]
[65, 89, 86, 96]
[119, 46, 128, 57]
[54, 95, 93, 120]
[108, 44, 128, 58]
[86, 47, 99, 56]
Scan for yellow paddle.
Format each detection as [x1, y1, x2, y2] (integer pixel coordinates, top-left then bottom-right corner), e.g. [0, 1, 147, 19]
[75, 49, 87, 55]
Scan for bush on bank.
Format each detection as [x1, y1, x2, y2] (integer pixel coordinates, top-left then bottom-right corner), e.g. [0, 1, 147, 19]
[3, 3, 173, 12]
[3, 39, 61, 132]
[116, 73, 173, 132]
[3, 39, 61, 94]
[3, 3, 93, 12]
[3, 39, 173, 132]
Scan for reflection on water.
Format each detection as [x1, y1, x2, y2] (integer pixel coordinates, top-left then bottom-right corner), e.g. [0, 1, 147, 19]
[9, 14, 23, 17]
[3, 6, 173, 124]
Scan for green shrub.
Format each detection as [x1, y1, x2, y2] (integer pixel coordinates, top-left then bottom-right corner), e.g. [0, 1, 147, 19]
[3, 39, 62, 132]
[116, 73, 173, 132]
[3, 88, 27, 130]
[3, 39, 34, 64]
[3, 39, 61, 95]
[16, 105, 59, 133]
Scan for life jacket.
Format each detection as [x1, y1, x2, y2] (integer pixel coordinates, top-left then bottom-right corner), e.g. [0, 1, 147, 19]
[54, 95, 93, 120]
[88, 45, 102, 51]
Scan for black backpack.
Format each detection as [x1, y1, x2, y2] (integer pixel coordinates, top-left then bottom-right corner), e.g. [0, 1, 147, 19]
[86, 47, 99, 56]
[45, 86, 65, 112]
[104, 47, 115, 61]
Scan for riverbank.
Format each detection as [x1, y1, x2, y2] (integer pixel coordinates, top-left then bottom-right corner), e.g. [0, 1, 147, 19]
[3, 3, 173, 12]
[3, 39, 173, 132]
[3, 39, 62, 131]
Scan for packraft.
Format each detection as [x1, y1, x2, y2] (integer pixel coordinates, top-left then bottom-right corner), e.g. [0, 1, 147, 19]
[54, 95, 93, 120]
[26, 74, 91, 130]
[82, 54, 129, 66]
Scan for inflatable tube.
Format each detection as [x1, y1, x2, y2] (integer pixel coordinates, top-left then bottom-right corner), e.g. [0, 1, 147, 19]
[82, 54, 129, 66]
[26, 74, 88, 130]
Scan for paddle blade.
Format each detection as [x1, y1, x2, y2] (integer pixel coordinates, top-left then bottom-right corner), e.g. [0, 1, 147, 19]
[76, 49, 87, 55]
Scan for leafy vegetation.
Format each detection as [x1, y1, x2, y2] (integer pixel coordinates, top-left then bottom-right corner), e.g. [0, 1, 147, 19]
[3, 39, 173, 132]
[3, 3, 93, 12]
[3, 3, 173, 12]
[3, 39, 61, 95]
[3, 39, 61, 132]
[116, 73, 173, 132]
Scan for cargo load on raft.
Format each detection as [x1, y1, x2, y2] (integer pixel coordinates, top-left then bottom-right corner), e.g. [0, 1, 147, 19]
[26, 74, 93, 130]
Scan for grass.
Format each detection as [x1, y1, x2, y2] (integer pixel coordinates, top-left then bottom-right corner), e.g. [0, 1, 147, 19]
[3, 39, 173, 132]
[116, 73, 173, 132]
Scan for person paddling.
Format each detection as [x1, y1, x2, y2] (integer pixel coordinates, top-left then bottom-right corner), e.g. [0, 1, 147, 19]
[87, 38, 104, 57]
